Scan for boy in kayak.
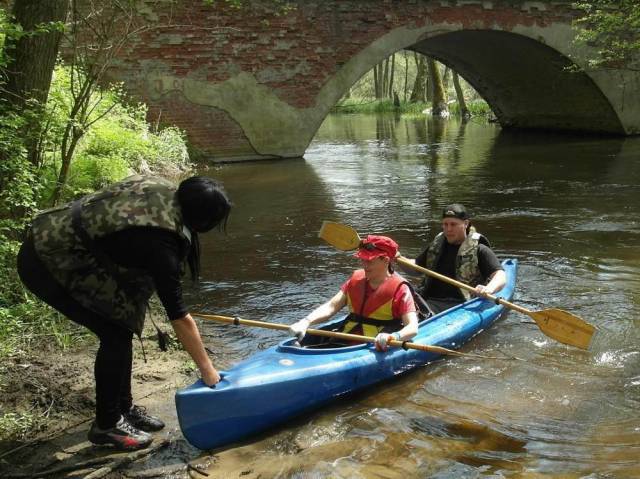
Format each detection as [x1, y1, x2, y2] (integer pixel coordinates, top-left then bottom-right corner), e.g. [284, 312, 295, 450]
[399, 203, 506, 315]
[289, 235, 418, 351]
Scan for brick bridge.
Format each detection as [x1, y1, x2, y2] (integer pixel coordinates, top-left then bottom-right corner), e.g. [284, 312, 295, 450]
[104, 0, 640, 161]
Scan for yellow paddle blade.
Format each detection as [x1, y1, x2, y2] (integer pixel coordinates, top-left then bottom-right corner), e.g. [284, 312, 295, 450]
[318, 221, 362, 251]
[529, 308, 595, 350]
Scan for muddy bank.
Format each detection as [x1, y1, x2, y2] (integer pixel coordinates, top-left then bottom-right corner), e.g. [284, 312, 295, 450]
[0, 316, 231, 479]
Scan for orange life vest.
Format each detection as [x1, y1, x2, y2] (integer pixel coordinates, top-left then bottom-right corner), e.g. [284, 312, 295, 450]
[343, 269, 405, 337]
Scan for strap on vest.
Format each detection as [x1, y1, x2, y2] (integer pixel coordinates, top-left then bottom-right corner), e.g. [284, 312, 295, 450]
[345, 313, 403, 329]
[402, 281, 432, 319]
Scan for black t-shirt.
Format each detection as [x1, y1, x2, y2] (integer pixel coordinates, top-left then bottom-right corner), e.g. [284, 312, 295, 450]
[415, 241, 503, 301]
[97, 227, 190, 321]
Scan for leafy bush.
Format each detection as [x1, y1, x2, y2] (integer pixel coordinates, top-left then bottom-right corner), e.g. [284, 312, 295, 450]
[332, 98, 430, 114]
[574, 0, 640, 69]
[449, 99, 494, 117]
[331, 98, 493, 118]
[40, 65, 193, 204]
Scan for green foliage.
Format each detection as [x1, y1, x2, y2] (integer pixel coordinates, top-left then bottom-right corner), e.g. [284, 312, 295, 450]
[39, 64, 192, 203]
[0, 7, 65, 70]
[0, 411, 39, 442]
[449, 99, 494, 117]
[342, 52, 489, 117]
[0, 105, 41, 237]
[332, 97, 493, 118]
[574, 0, 640, 69]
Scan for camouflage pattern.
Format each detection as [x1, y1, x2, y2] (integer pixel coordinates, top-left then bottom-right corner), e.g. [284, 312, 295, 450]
[423, 226, 486, 300]
[30, 175, 189, 335]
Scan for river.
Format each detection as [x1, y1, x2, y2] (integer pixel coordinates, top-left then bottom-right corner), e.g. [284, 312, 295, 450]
[189, 113, 640, 478]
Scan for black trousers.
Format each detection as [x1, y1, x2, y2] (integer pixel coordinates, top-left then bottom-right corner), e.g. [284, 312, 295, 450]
[17, 237, 134, 429]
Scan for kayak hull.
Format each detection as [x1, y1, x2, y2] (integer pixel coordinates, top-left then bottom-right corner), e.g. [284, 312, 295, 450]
[176, 259, 517, 450]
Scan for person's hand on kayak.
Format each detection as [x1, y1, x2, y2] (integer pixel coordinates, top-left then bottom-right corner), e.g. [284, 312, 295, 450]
[289, 318, 310, 341]
[375, 332, 400, 351]
[201, 365, 221, 387]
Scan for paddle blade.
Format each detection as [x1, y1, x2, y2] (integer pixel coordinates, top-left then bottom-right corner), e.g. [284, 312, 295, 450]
[529, 308, 595, 350]
[318, 221, 361, 251]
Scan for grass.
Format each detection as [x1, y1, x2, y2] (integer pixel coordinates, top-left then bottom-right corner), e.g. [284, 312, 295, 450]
[331, 98, 494, 117]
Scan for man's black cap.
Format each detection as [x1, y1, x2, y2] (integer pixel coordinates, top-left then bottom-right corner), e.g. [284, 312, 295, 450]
[442, 203, 468, 220]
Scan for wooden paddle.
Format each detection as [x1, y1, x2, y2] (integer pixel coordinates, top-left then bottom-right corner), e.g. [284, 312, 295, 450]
[318, 221, 596, 350]
[193, 313, 522, 361]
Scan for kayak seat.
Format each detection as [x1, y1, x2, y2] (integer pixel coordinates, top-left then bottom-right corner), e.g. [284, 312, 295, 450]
[299, 319, 354, 349]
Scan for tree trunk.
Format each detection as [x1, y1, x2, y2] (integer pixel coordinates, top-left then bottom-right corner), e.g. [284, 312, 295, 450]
[1, 0, 69, 166]
[403, 51, 408, 102]
[388, 53, 396, 99]
[373, 65, 380, 99]
[428, 58, 448, 117]
[425, 57, 433, 102]
[442, 66, 451, 92]
[2, 0, 68, 108]
[409, 53, 426, 103]
[452, 71, 470, 119]
[382, 57, 389, 99]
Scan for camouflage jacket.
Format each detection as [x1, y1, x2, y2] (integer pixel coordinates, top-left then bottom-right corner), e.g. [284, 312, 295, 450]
[30, 176, 190, 335]
[422, 226, 488, 300]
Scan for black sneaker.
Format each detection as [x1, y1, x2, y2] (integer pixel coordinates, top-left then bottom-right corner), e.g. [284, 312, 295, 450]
[124, 405, 165, 432]
[88, 416, 153, 451]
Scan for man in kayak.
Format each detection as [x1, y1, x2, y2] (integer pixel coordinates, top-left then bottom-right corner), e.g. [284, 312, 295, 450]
[400, 203, 506, 315]
[289, 235, 419, 350]
[17, 175, 231, 451]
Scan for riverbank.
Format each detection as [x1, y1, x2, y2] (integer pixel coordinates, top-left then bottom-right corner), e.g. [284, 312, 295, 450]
[0, 311, 224, 478]
[330, 98, 493, 117]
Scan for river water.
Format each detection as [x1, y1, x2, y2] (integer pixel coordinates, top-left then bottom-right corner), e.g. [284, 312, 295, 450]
[190, 114, 640, 478]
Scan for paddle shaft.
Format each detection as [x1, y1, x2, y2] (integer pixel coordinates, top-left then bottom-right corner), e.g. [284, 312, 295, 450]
[193, 313, 517, 360]
[395, 256, 529, 315]
[396, 256, 594, 349]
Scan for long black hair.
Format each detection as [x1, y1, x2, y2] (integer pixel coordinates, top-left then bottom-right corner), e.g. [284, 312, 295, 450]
[177, 176, 231, 281]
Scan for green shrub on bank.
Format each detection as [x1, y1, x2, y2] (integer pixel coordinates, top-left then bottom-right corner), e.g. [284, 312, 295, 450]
[331, 97, 493, 117]
[449, 99, 494, 117]
[40, 65, 192, 203]
[331, 98, 428, 114]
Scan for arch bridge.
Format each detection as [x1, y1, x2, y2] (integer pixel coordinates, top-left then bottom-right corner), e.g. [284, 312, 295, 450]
[102, 0, 639, 161]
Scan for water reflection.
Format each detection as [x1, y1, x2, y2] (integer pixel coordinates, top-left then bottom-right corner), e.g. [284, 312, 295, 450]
[191, 114, 640, 477]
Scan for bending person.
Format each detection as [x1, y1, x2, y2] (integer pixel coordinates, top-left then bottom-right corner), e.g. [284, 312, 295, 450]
[289, 235, 418, 351]
[399, 203, 506, 315]
[17, 175, 231, 451]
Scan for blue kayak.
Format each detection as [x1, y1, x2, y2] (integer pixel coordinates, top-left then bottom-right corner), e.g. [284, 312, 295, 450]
[175, 259, 517, 450]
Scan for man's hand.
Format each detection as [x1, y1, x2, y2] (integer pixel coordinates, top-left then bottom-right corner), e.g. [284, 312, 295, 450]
[473, 284, 492, 297]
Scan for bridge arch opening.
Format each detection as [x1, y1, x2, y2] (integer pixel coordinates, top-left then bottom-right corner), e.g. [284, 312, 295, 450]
[410, 29, 624, 134]
[316, 29, 625, 145]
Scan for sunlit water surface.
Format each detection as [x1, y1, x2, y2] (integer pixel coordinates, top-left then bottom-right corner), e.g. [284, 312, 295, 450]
[187, 114, 640, 478]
